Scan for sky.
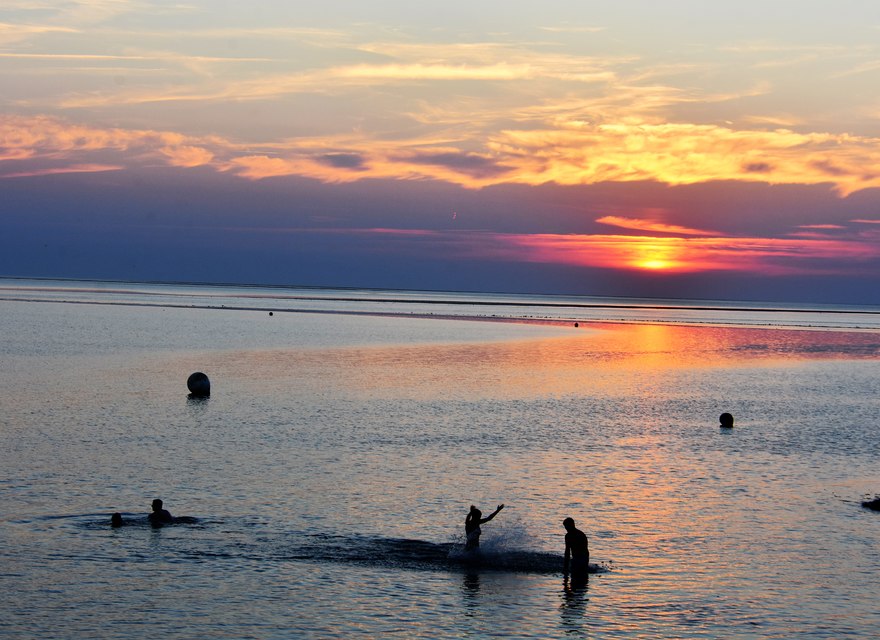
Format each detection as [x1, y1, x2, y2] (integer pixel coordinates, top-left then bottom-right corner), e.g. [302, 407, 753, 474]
[3, 1, 880, 304]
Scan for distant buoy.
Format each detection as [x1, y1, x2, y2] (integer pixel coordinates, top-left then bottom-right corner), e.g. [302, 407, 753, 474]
[187, 372, 210, 397]
[269, 311, 273, 316]
[574, 322, 579, 328]
[719, 412, 734, 428]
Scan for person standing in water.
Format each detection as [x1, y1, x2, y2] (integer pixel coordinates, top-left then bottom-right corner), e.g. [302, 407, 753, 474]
[465, 504, 504, 550]
[563, 517, 590, 581]
[148, 498, 173, 526]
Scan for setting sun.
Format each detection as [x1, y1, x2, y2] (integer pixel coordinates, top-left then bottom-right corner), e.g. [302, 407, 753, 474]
[627, 239, 686, 272]
[637, 258, 673, 270]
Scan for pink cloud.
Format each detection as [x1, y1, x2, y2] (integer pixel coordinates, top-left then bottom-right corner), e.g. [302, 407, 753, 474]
[352, 228, 880, 276]
[159, 145, 214, 168]
[0, 164, 122, 178]
[596, 215, 718, 236]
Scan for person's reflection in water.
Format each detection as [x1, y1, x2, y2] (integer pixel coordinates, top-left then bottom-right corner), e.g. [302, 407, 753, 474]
[559, 573, 590, 634]
[461, 571, 481, 613]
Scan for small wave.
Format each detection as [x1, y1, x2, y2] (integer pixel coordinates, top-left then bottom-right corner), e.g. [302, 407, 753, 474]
[70, 514, 202, 530]
[279, 533, 608, 575]
[56, 516, 612, 575]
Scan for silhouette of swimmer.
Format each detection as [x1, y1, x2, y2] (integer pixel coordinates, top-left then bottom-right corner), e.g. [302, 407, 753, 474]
[563, 517, 590, 581]
[111, 512, 124, 527]
[148, 498, 173, 526]
[465, 504, 504, 551]
[719, 412, 734, 428]
[862, 497, 880, 511]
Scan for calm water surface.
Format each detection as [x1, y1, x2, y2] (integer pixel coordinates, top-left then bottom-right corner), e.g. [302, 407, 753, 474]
[1, 280, 879, 638]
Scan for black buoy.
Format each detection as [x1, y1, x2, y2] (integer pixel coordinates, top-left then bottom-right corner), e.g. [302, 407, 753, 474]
[269, 311, 273, 316]
[719, 412, 734, 428]
[187, 372, 210, 397]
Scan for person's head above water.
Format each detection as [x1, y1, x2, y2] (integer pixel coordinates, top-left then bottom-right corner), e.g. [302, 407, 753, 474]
[111, 512, 123, 527]
[152, 499, 164, 511]
[719, 412, 734, 428]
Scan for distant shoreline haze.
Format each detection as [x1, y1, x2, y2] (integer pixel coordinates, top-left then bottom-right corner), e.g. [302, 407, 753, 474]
[2, 277, 879, 332]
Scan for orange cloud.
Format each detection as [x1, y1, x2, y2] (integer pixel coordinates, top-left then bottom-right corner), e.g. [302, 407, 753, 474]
[6, 114, 880, 198]
[159, 145, 214, 167]
[0, 115, 222, 176]
[488, 123, 880, 196]
[215, 122, 880, 195]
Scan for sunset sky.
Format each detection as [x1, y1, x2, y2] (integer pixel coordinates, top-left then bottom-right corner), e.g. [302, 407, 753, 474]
[3, 1, 880, 303]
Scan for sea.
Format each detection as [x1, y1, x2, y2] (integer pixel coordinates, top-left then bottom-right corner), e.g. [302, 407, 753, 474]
[1, 277, 879, 639]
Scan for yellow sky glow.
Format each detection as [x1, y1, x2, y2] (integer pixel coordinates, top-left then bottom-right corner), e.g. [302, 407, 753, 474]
[6, 115, 880, 198]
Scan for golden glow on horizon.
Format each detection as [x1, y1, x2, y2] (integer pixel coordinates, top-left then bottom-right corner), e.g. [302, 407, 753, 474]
[362, 227, 880, 276]
[638, 258, 674, 271]
[629, 240, 683, 271]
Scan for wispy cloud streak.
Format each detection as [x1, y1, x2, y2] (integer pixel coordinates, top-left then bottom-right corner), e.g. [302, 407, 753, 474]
[596, 216, 718, 236]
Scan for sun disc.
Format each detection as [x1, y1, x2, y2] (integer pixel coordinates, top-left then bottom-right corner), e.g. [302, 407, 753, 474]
[638, 259, 672, 270]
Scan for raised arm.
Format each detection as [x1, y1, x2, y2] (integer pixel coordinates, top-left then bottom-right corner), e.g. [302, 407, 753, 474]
[480, 504, 504, 524]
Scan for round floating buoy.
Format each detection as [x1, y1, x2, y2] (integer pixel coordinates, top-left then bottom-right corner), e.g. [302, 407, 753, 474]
[719, 412, 734, 428]
[269, 311, 273, 316]
[187, 372, 210, 397]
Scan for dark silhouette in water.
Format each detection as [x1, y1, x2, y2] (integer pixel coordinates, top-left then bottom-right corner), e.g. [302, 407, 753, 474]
[465, 504, 504, 551]
[862, 497, 880, 511]
[110, 512, 124, 527]
[563, 517, 590, 585]
[148, 498, 173, 526]
[719, 412, 734, 428]
[187, 372, 210, 397]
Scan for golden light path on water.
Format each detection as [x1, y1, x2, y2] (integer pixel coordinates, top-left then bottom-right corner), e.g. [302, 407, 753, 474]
[184, 315, 877, 636]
